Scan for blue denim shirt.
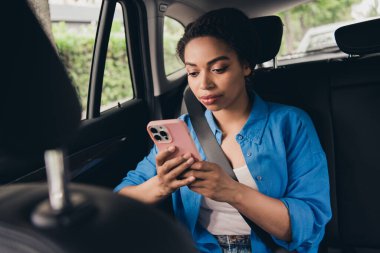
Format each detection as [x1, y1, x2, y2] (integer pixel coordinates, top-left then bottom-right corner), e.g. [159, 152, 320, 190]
[114, 93, 332, 253]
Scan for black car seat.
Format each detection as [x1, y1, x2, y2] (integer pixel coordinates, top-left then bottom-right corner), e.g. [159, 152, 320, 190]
[329, 18, 380, 252]
[252, 17, 380, 253]
[0, 1, 197, 253]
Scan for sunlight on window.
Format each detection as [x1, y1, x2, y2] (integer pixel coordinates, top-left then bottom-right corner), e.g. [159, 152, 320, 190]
[164, 17, 185, 75]
[276, 0, 380, 60]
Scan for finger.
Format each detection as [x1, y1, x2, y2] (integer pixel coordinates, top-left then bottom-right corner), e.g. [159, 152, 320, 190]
[189, 161, 214, 171]
[171, 176, 196, 189]
[158, 155, 188, 175]
[168, 156, 195, 179]
[181, 169, 209, 180]
[178, 170, 192, 179]
[188, 179, 206, 189]
[156, 146, 176, 166]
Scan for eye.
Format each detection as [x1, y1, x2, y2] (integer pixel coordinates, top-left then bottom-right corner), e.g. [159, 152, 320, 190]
[187, 71, 199, 77]
[212, 66, 228, 74]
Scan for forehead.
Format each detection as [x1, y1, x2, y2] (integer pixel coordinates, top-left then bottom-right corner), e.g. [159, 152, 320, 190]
[184, 36, 237, 64]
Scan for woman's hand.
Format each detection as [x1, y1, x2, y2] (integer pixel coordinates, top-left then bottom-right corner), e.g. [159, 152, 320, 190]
[183, 161, 292, 241]
[182, 161, 239, 202]
[155, 146, 196, 197]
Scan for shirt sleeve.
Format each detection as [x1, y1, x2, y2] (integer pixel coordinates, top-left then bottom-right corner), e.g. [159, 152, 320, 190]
[272, 109, 332, 252]
[113, 145, 158, 192]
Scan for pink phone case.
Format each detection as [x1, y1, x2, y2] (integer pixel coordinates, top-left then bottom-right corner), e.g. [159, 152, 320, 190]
[147, 119, 201, 161]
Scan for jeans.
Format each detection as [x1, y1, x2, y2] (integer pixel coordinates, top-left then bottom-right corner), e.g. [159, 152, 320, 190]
[214, 235, 251, 253]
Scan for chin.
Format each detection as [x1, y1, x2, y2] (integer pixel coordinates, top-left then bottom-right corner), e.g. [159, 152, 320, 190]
[204, 105, 223, 112]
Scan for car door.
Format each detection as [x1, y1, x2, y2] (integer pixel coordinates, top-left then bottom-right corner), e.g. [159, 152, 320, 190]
[14, 0, 154, 190]
[70, 0, 153, 188]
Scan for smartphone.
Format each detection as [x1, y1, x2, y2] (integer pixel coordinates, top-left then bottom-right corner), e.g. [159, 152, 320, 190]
[147, 119, 201, 161]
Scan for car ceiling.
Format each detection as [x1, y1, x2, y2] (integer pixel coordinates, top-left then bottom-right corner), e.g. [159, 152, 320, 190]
[165, 0, 312, 24]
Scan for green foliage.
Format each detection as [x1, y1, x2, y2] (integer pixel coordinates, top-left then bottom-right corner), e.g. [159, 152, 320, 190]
[53, 22, 94, 109]
[52, 21, 133, 110]
[102, 20, 133, 107]
[290, 0, 360, 27]
[164, 17, 184, 75]
[53, 18, 184, 111]
[277, 0, 362, 55]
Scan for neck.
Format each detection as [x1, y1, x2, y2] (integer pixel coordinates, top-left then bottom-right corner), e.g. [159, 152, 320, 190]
[212, 91, 252, 135]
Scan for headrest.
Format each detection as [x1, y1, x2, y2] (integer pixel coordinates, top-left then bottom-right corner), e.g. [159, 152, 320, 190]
[335, 18, 380, 55]
[250, 16, 283, 64]
[0, 183, 198, 253]
[0, 1, 81, 156]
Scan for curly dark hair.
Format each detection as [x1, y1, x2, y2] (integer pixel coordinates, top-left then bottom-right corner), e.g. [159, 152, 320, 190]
[176, 8, 260, 70]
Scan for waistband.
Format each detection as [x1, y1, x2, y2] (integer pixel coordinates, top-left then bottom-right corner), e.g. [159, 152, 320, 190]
[214, 235, 251, 245]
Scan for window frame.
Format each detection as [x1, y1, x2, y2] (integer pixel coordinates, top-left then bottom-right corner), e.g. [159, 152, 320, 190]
[100, 2, 134, 113]
[87, 0, 153, 119]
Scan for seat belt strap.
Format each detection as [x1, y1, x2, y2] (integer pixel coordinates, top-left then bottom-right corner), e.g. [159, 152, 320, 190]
[183, 87, 237, 180]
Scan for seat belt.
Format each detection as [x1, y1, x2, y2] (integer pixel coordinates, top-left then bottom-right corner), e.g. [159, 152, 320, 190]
[183, 87, 292, 253]
[183, 89, 237, 180]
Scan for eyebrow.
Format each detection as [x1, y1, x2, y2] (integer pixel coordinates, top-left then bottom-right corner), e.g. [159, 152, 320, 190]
[185, 55, 230, 67]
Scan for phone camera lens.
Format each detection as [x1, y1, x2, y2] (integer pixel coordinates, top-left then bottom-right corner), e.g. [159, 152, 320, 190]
[160, 131, 167, 137]
[153, 135, 162, 141]
[150, 127, 158, 134]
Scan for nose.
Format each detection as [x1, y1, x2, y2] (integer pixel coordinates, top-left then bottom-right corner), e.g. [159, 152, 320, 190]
[199, 72, 214, 90]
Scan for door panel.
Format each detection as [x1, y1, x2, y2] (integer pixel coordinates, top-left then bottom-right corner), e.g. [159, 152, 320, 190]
[72, 99, 150, 188]
[70, 0, 153, 189]
[11, 0, 154, 189]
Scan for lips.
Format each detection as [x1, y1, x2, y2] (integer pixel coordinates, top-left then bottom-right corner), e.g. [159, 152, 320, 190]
[199, 94, 222, 105]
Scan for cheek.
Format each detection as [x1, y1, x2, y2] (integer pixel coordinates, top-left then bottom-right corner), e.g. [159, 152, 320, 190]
[219, 72, 245, 90]
[188, 81, 198, 95]
[187, 75, 205, 93]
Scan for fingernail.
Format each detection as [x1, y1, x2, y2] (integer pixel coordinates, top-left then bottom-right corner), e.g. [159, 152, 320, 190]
[189, 176, 195, 181]
[167, 146, 175, 152]
[182, 153, 191, 159]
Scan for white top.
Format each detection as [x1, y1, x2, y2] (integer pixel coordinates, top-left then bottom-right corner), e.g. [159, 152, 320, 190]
[198, 164, 258, 235]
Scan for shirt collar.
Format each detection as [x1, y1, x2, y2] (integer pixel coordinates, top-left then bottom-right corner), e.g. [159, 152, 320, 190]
[204, 90, 269, 144]
[204, 109, 220, 136]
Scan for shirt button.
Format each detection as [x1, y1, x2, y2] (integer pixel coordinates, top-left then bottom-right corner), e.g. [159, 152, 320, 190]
[256, 176, 263, 181]
[247, 152, 252, 157]
[237, 135, 243, 140]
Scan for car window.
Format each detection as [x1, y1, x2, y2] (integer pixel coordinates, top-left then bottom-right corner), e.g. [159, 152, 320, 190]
[164, 16, 184, 75]
[276, 0, 380, 61]
[101, 3, 134, 113]
[49, 0, 101, 118]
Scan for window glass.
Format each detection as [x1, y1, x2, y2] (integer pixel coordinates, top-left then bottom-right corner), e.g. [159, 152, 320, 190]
[101, 3, 134, 112]
[49, 0, 101, 118]
[276, 0, 380, 61]
[164, 16, 185, 75]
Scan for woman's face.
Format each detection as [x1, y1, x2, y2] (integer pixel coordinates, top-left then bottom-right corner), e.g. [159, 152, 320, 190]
[184, 36, 251, 112]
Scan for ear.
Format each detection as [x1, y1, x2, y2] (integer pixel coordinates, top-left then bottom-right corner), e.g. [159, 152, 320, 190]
[243, 63, 252, 77]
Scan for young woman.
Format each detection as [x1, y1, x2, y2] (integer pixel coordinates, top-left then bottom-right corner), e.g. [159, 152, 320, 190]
[115, 8, 331, 253]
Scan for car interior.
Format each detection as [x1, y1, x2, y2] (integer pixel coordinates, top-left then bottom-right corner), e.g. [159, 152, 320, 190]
[1, 0, 380, 252]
